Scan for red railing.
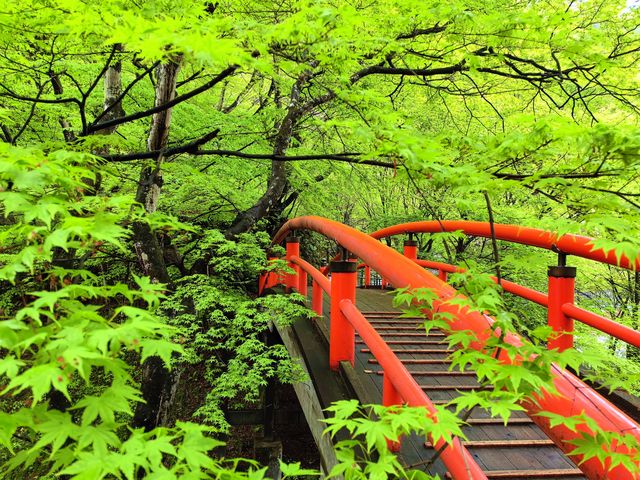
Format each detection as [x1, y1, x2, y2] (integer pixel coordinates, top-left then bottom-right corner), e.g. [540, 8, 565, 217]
[266, 237, 487, 479]
[371, 220, 640, 270]
[265, 215, 640, 480]
[339, 299, 486, 479]
[413, 259, 640, 349]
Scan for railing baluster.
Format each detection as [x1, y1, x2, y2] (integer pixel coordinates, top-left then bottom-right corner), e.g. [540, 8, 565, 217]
[329, 257, 357, 370]
[311, 280, 323, 317]
[298, 269, 308, 296]
[403, 234, 418, 261]
[547, 253, 576, 351]
[382, 372, 403, 452]
[285, 236, 300, 292]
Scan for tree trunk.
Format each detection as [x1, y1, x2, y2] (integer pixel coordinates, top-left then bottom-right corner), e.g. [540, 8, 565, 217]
[132, 56, 182, 431]
[225, 72, 311, 237]
[98, 45, 125, 135]
[90, 44, 124, 194]
[147, 59, 182, 152]
[132, 56, 182, 285]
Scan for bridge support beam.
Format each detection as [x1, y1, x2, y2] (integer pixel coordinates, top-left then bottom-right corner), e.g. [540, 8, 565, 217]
[285, 236, 300, 292]
[364, 265, 371, 287]
[329, 259, 357, 370]
[547, 255, 576, 352]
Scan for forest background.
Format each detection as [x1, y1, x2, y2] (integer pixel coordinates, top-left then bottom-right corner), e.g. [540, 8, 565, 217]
[1, 0, 640, 478]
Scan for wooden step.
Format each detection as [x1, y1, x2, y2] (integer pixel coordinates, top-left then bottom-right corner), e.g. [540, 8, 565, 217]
[366, 326, 424, 331]
[360, 365, 475, 376]
[465, 417, 534, 425]
[462, 439, 556, 448]
[357, 332, 446, 339]
[365, 369, 472, 379]
[367, 352, 453, 360]
[356, 340, 446, 345]
[420, 385, 481, 391]
[367, 320, 431, 325]
[377, 332, 439, 338]
[360, 348, 452, 354]
[446, 469, 584, 479]
[361, 311, 413, 315]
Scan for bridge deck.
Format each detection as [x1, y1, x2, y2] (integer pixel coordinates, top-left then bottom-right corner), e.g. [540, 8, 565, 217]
[319, 288, 586, 480]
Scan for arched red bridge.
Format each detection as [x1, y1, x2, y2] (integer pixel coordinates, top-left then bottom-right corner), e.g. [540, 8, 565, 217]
[260, 216, 640, 480]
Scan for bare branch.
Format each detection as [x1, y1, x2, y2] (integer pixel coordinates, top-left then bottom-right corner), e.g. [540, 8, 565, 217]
[0, 82, 80, 105]
[396, 23, 449, 40]
[86, 65, 238, 134]
[92, 60, 160, 126]
[101, 129, 220, 161]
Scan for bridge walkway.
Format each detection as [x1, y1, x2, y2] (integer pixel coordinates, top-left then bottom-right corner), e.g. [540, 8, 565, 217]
[318, 288, 585, 480]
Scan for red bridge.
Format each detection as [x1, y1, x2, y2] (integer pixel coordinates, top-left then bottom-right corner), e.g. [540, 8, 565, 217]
[260, 216, 640, 480]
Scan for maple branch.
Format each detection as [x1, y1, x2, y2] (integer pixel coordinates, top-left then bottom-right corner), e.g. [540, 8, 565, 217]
[86, 65, 238, 133]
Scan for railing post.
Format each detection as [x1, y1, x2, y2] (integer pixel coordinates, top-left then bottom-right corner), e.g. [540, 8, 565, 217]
[380, 239, 389, 290]
[259, 256, 276, 293]
[298, 270, 308, 297]
[438, 270, 448, 282]
[382, 372, 403, 452]
[364, 265, 371, 287]
[403, 234, 418, 261]
[285, 236, 300, 292]
[312, 280, 323, 317]
[329, 256, 357, 370]
[548, 252, 576, 352]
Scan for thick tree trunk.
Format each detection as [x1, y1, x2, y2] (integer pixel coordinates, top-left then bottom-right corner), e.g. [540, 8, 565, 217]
[98, 46, 125, 135]
[132, 57, 182, 285]
[90, 44, 124, 193]
[225, 72, 311, 237]
[147, 59, 182, 152]
[132, 56, 182, 431]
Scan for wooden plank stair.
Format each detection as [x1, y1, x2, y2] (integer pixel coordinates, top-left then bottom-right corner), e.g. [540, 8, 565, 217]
[359, 308, 587, 480]
[445, 469, 585, 479]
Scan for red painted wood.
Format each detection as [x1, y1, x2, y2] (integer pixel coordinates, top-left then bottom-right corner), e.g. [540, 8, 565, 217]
[271, 216, 640, 479]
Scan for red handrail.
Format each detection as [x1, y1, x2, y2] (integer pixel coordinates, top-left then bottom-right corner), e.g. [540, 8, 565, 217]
[291, 255, 330, 293]
[273, 215, 640, 480]
[415, 259, 549, 307]
[414, 259, 640, 349]
[371, 220, 640, 271]
[562, 303, 640, 349]
[339, 299, 488, 480]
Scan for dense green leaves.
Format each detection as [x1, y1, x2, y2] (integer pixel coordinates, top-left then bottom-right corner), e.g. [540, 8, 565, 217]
[0, 145, 289, 478]
[1, 0, 640, 476]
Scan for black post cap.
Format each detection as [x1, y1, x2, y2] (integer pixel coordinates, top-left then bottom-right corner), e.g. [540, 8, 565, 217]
[548, 265, 577, 278]
[330, 260, 358, 273]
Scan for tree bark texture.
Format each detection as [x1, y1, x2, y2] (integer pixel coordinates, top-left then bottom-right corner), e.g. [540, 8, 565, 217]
[226, 72, 311, 237]
[132, 56, 182, 285]
[132, 57, 182, 431]
[98, 45, 125, 135]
